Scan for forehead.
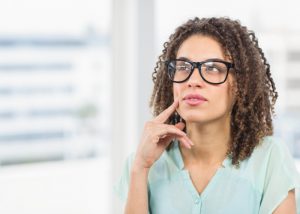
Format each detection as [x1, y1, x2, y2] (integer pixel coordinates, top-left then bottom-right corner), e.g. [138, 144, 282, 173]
[176, 35, 226, 61]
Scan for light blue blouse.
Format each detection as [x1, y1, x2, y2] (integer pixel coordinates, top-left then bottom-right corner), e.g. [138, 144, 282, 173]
[115, 136, 300, 214]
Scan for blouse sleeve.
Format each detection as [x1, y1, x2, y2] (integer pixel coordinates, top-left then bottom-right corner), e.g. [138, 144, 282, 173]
[259, 139, 300, 214]
[114, 153, 152, 214]
[114, 153, 135, 202]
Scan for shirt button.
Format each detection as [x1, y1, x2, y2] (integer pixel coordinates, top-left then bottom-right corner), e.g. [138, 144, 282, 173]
[194, 198, 200, 204]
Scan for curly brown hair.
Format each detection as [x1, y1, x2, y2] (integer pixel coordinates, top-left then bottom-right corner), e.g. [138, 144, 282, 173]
[150, 17, 278, 167]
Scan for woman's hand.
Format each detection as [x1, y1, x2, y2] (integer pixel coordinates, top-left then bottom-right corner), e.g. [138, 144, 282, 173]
[133, 100, 193, 171]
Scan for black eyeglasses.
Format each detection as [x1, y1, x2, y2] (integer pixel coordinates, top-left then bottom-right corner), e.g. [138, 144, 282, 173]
[165, 58, 234, 84]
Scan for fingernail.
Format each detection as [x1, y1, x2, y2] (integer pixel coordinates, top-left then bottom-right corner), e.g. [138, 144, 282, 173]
[185, 141, 191, 149]
[181, 139, 190, 149]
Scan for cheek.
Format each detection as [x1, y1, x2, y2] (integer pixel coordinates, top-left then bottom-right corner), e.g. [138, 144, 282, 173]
[212, 82, 235, 110]
[173, 85, 180, 99]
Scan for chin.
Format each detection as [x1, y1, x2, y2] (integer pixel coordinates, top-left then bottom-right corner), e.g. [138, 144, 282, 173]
[181, 114, 206, 123]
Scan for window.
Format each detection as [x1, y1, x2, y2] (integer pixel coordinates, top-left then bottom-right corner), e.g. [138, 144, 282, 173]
[0, 1, 112, 213]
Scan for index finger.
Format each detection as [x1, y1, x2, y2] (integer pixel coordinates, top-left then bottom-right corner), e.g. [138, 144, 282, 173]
[153, 99, 179, 123]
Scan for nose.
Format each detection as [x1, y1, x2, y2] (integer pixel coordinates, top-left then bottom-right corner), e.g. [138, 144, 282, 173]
[187, 67, 204, 87]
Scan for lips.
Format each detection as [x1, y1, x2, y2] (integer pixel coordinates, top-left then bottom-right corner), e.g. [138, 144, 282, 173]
[183, 93, 207, 106]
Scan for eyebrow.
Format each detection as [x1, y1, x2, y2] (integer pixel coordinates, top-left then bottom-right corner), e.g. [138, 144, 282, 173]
[177, 57, 226, 62]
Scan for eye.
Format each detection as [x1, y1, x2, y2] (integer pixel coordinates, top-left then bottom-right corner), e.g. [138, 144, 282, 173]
[176, 65, 189, 71]
[175, 61, 191, 72]
[203, 62, 225, 73]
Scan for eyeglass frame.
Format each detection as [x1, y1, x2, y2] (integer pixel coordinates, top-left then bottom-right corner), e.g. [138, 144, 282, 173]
[165, 58, 235, 85]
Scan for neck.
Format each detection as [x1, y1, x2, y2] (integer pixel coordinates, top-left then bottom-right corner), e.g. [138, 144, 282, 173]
[180, 117, 231, 166]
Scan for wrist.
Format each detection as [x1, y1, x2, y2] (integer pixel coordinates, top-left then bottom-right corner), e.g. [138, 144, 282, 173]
[131, 159, 150, 174]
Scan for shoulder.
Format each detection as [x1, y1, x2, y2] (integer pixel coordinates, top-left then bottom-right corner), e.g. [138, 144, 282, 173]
[234, 136, 288, 187]
[237, 136, 298, 190]
[253, 138, 300, 213]
[250, 136, 298, 171]
[250, 136, 294, 167]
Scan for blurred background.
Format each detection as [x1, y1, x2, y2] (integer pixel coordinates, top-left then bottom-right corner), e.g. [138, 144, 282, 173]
[0, 0, 299, 213]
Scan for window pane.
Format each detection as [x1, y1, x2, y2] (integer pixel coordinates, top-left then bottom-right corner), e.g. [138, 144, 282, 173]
[0, 0, 112, 213]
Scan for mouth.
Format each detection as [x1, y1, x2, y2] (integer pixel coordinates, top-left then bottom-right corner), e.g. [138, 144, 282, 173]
[183, 94, 207, 106]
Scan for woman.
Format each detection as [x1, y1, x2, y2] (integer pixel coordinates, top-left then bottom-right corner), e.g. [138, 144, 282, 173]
[115, 17, 300, 214]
